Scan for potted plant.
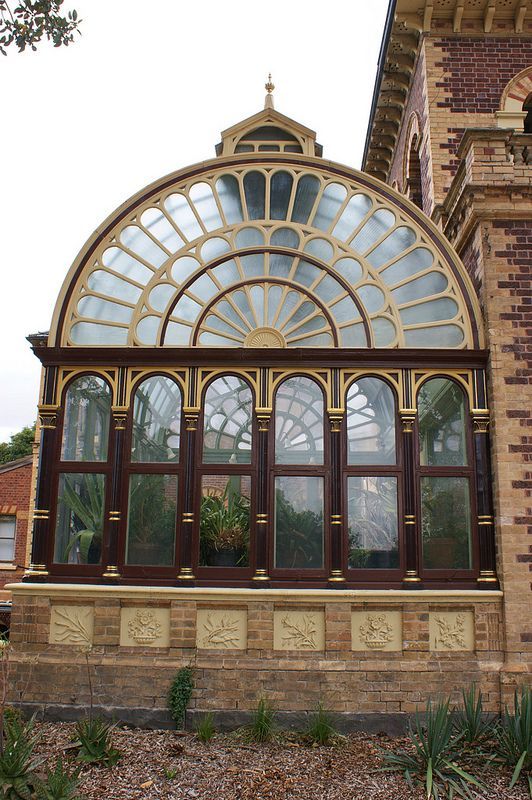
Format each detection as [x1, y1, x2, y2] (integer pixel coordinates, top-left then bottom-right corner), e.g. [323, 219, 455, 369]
[199, 488, 250, 567]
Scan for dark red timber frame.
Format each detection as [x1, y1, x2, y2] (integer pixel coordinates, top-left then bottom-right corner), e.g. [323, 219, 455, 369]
[193, 373, 257, 583]
[414, 375, 478, 586]
[342, 374, 404, 587]
[47, 372, 115, 578]
[118, 372, 185, 581]
[27, 347, 498, 590]
[268, 374, 330, 583]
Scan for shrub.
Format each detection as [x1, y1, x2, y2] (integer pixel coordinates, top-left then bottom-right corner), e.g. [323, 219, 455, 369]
[35, 758, 82, 800]
[494, 687, 531, 793]
[195, 712, 215, 744]
[168, 667, 194, 730]
[73, 718, 121, 767]
[381, 698, 484, 799]
[0, 714, 42, 799]
[305, 703, 337, 746]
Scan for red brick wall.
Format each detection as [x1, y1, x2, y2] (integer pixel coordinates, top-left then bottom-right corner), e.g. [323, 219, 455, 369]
[0, 462, 32, 587]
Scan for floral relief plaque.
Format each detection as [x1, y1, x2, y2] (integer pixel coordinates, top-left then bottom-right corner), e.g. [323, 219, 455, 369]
[429, 610, 474, 651]
[120, 607, 170, 648]
[273, 610, 325, 651]
[49, 605, 94, 646]
[196, 609, 247, 650]
[351, 610, 402, 652]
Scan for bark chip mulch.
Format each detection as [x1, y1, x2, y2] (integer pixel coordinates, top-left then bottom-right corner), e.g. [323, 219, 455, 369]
[34, 722, 529, 800]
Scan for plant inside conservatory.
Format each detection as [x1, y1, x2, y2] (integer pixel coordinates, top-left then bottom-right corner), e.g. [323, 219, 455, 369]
[199, 487, 250, 567]
[274, 489, 323, 569]
[61, 474, 104, 564]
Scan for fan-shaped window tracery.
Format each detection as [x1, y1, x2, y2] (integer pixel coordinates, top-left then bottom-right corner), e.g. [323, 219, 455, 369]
[59, 164, 479, 350]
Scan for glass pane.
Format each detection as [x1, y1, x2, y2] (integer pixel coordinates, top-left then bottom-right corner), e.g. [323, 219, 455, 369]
[120, 225, 167, 267]
[87, 270, 143, 304]
[243, 171, 266, 219]
[215, 175, 244, 224]
[351, 209, 395, 253]
[421, 476, 472, 569]
[347, 476, 399, 569]
[54, 473, 105, 564]
[61, 376, 111, 462]
[312, 183, 347, 231]
[132, 376, 182, 463]
[77, 296, 133, 325]
[189, 182, 223, 231]
[70, 322, 128, 346]
[366, 226, 417, 268]
[140, 208, 183, 252]
[399, 298, 458, 325]
[380, 247, 433, 285]
[274, 476, 324, 569]
[418, 379, 467, 466]
[404, 325, 464, 347]
[291, 174, 320, 224]
[332, 193, 372, 241]
[391, 272, 448, 304]
[346, 378, 396, 464]
[101, 246, 154, 283]
[270, 171, 293, 220]
[165, 193, 203, 240]
[203, 376, 252, 464]
[0, 517, 15, 561]
[200, 475, 250, 567]
[275, 377, 324, 465]
[270, 228, 300, 248]
[126, 474, 177, 566]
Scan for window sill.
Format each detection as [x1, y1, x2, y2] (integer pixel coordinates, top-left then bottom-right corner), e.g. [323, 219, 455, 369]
[0, 564, 18, 571]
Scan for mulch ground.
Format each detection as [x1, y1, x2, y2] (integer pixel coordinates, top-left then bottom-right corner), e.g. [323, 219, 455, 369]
[34, 722, 529, 800]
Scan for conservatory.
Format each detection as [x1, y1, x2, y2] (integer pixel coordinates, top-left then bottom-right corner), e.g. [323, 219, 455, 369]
[24, 103, 496, 591]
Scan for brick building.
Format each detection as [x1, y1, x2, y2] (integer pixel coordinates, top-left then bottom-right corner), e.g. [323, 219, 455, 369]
[6, 0, 531, 727]
[0, 457, 34, 620]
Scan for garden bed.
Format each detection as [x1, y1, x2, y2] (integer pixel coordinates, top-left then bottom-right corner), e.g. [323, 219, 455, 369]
[33, 722, 529, 800]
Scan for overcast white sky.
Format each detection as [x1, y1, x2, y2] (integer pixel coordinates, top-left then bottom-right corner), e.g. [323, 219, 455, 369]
[0, 0, 389, 442]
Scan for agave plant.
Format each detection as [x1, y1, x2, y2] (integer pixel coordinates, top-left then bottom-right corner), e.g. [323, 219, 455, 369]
[0, 715, 42, 800]
[73, 718, 120, 767]
[381, 698, 484, 799]
[494, 687, 531, 795]
[454, 684, 496, 746]
[35, 758, 82, 800]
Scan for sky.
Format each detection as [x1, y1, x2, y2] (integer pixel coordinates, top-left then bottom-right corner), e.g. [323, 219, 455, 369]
[0, 0, 389, 442]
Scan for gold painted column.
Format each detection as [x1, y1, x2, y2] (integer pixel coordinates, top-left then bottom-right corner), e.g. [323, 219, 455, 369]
[25, 398, 58, 579]
[328, 410, 345, 584]
[102, 405, 128, 580]
[473, 408, 498, 586]
[401, 369, 420, 584]
[253, 407, 270, 583]
[177, 409, 198, 582]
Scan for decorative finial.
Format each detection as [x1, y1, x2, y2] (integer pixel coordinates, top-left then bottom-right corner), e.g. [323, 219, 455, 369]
[264, 73, 275, 109]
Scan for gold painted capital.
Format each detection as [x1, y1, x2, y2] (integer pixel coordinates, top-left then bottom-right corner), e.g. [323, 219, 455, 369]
[399, 408, 417, 433]
[24, 564, 49, 577]
[472, 409, 490, 433]
[256, 412, 271, 432]
[328, 570, 346, 583]
[403, 570, 421, 583]
[33, 509, 50, 520]
[102, 565, 121, 579]
[38, 405, 59, 430]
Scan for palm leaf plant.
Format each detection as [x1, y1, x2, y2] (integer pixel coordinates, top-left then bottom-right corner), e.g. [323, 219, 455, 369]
[61, 474, 104, 564]
[199, 487, 250, 566]
[381, 698, 485, 799]
[454, 684, 495, 747]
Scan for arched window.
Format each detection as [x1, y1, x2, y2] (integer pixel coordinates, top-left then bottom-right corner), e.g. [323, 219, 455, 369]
[54, 375, 111, 566]
[273, 377, 326, 571]
[198, 376, 254, 569]
[125, 376, 182, 567]
[406, 135, 423, 210]
[417, 378, 473, 572]
[344, 378, 399, 571]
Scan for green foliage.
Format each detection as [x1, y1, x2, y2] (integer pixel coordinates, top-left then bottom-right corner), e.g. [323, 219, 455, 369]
[305, 703, 337, 746]
[0, 426, 35, 466]
[381, 698, 484, 799]
[194, 712, 215, 744]
[246, 698, 276, 743]
[73, 718, 120, 767]
[35, 758, 81, 800]
[199, 489, 250, 565]
[454, 684, 494, 745]
[168, 667, 194, 730]
[0, 1, 81, 55]
[163, 766, 178, 780]
[274, 489, 323, 569]
[494, 687, 531, 794]
[0, 715, 42, 800]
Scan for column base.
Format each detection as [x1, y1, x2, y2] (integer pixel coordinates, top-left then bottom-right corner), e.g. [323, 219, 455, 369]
[177, 568, 195, 581]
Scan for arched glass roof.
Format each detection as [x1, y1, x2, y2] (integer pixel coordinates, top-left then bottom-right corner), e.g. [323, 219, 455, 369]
[52, 150, 483, 350]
